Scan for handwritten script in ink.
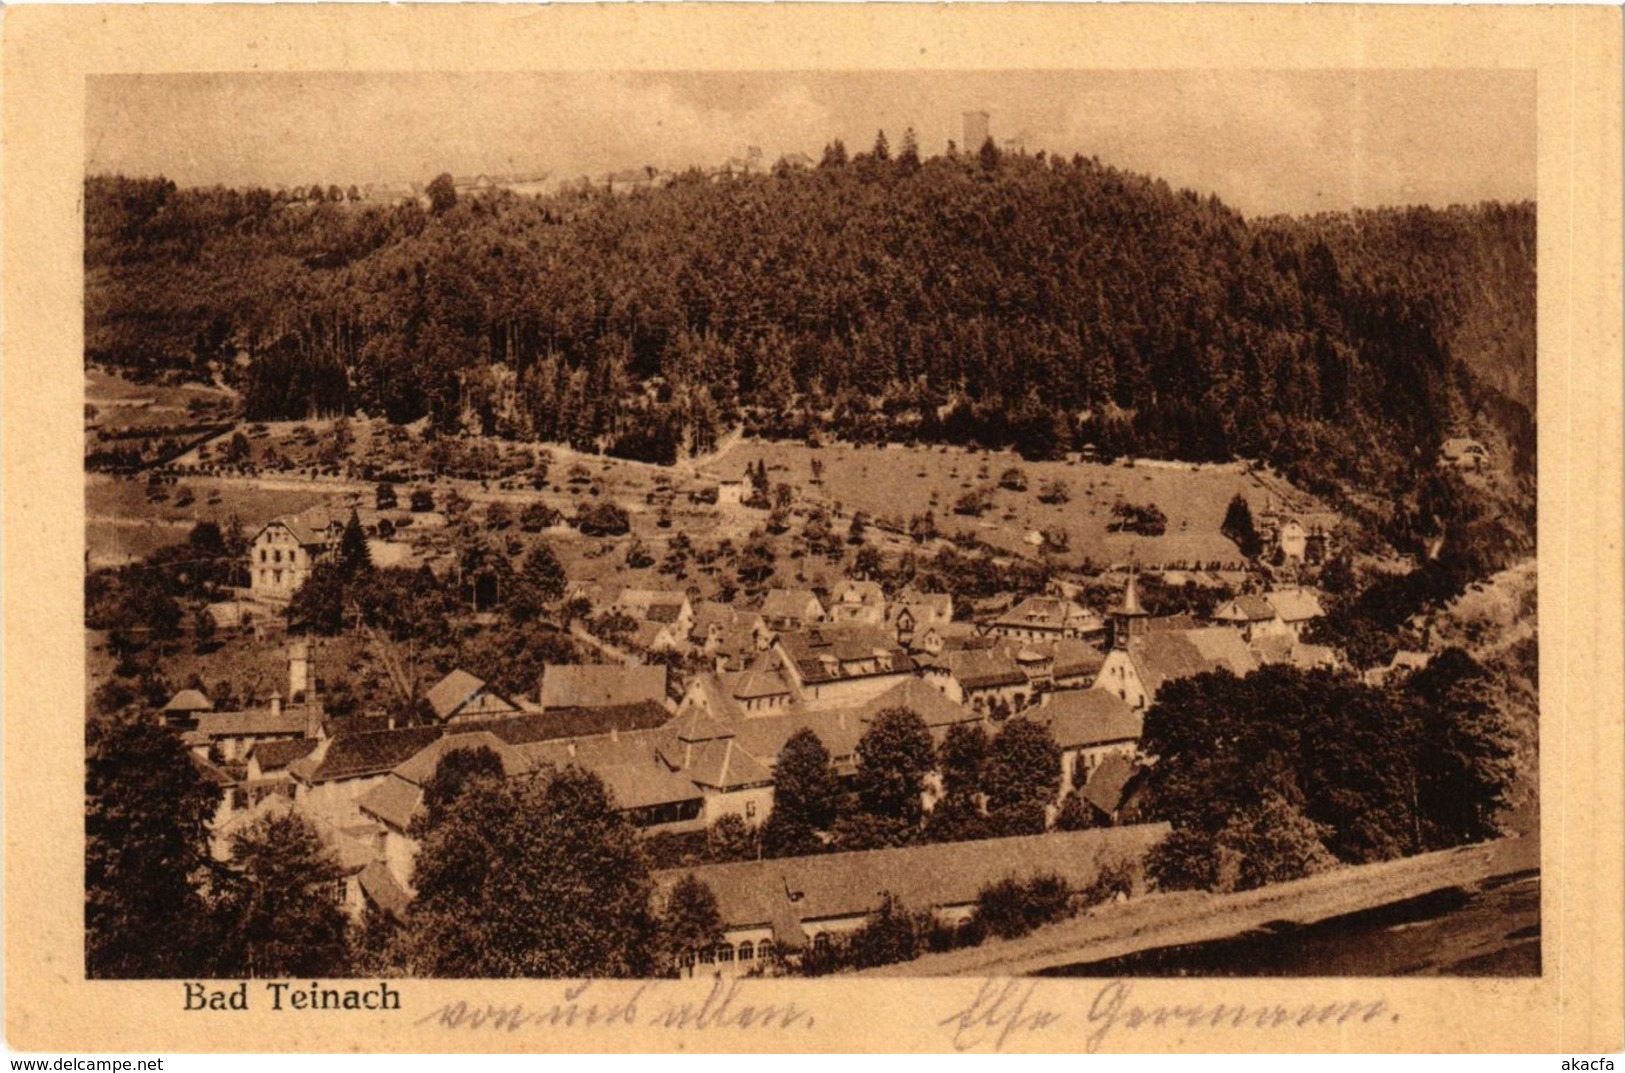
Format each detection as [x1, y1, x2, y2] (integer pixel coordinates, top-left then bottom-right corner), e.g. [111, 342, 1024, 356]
[416, 979, 815, 1036]
[939, 978, 1395, 1052]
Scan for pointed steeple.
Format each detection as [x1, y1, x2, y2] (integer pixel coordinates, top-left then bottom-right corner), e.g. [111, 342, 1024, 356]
[1111, 562, 1150, 650]
[1116, 565, 1146, 617]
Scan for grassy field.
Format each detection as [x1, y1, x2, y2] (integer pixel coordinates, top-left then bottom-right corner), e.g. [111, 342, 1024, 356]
[710, 440, 1309, 569]
[86, 476, 336, 565]
[90, 412, 1332, 598]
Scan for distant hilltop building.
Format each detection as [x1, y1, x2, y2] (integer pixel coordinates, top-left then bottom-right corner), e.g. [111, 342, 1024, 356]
[964, 110, 990, 150]
[250, 506, 347, 602]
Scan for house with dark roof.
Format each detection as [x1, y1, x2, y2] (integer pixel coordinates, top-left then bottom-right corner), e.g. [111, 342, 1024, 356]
[773, 625, 915, 709]
[458, 700, 674, 745]
[356, 730, 537, 888]
[612, 588, 695, 639]
[343, 701, 682, 838]
[540, 664, 669, 712]
[249, 505, 347, 602]
[653, 824, 1170, 975]
[288, 724, 445, 826]
[1079, 753, 1143, 825]
[183, 696, 312, 763]
[424, 669, 520, 724]
[689, 602, 775, 670]
[245, 737, 319, 782]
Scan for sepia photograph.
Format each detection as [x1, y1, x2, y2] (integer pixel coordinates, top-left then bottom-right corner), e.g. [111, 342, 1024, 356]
[4, 2, 1620, 1056]
[81, 67, 1541, 982]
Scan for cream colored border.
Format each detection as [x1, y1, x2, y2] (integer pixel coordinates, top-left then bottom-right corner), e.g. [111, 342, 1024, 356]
[5, 4, 1621, 1054]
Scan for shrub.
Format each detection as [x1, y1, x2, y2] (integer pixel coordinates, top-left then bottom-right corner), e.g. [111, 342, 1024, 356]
[1108, 500, 1167, 536]
[953, 488, 993, 517]
[972, 872, 1074, 941]
[1078, 852, 1139, 907]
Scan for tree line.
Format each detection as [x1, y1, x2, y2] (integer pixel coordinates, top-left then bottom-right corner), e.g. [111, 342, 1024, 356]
[86, 145, 1534, 512]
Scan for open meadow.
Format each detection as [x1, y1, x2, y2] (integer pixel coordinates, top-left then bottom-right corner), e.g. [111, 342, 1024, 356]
[709, 440, 1320, 569]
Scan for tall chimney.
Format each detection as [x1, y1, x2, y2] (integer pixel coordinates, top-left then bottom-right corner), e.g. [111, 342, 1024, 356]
[288, 640, 310, 702]
[270, 693, 282, 717]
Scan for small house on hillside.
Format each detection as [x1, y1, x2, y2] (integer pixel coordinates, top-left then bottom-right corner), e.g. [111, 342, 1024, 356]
[760, 588, 826, 631]
[424, 669, 520, 725]
[827, 579, 886, 626]
[249, 506, 347, 602]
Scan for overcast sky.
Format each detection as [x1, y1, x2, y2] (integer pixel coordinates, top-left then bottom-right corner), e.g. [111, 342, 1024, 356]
[86, 69, 1534, 217]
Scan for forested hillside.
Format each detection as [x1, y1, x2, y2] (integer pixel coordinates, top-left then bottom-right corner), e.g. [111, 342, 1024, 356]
[84, 141, 1535, 512]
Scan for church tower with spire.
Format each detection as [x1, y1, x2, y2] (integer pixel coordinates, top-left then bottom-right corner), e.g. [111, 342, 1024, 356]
[1111, 565, 1151, 650]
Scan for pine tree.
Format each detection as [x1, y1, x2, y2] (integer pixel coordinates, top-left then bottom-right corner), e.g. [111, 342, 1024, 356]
[1221, 494, 1263, 559]
[339, 510, 372, 578]
[897, 128, 921, 175]
[761, 728, 839, 857]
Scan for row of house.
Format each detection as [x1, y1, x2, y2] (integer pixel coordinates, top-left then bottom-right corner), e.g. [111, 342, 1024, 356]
[656, 823, 1172, 975]
[193, 527, 1338, 938]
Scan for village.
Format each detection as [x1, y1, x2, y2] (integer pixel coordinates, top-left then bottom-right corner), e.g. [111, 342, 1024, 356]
[76, 96, 1536, 982]
[112, 437, 1405, 976]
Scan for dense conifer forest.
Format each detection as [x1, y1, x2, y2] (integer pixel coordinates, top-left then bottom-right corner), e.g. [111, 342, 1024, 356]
[85, 139, 1535, 511]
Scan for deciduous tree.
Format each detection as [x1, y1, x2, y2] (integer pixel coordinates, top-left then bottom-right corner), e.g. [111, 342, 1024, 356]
[402, 766, 657, 977]
[213, 810, 350, 977]
[86, 717, 218, 977]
